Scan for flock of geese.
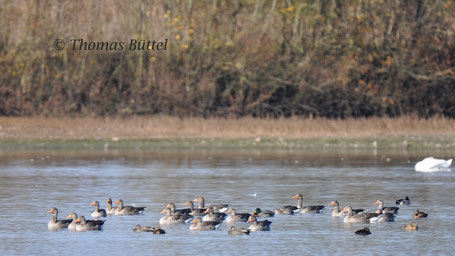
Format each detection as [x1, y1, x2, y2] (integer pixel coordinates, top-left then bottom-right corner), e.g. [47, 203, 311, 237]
[48, 194, 428, 235]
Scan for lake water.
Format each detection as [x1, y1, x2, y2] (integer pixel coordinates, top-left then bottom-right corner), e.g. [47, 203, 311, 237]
[0, 149, 453, 255]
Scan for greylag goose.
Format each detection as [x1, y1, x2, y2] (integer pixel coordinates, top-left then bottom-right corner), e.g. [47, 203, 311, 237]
[355, 227, 372, 235]
[413, 210, 428, 218]
[247, 216, 271, 231]
[159, 208, 189, 225]
[202, 207, 226, 222]
[165, 203, 191, 216]
[375, 200, 399, 214]
[66, 212, 80, 231]
[194, 197, 229, 213]
[75, 216, 105, 231]
[189, 217, 220, 231]
[404, 222, 418, 231]
[396, 196, 411, 205]
[106, 198, 117, 215]
[293, 194, 324, 214]
[91, 201, 107, 218]
[253, 208, 275, 218]
[369, 210, 394, 223]
[114, 200, 146, 215]
[328, 201, 364, 217]
[226, 208, 251, 223]
[133, 224, 166, 234]
[48, 208, 72, 230]
[228, 226, 250, 235]
[183, 201, 206, 216]
[342, 206, 371, 224]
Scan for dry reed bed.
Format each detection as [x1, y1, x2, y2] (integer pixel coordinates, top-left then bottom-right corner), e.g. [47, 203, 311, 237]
[0, 117, 454, 140]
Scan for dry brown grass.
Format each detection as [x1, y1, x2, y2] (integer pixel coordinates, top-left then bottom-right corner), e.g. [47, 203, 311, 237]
[0, 116, 454, 140]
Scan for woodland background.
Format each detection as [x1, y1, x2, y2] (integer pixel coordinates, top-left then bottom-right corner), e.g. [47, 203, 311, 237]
[1, 0, 454, 118]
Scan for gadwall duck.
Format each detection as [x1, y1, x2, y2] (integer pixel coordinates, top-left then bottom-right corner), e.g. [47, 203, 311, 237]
[275, 195, 299, 215]
[228, 226, 250, 235]
[91, 201, 107, 218]
[194, 197, 229, 213]
[375, 200, 399, 214]
[328, 201, 364, 217]
[48, 208, 72, 230]
[159, 208, 189, 225]
[189, 217, 220, 231]
[202, 207, 226, 222]
[106, 198, 117, 215]
[114, 200, 146, 216]
[404, 222, 418, 231]
[342, 206, 371, 224]
[226, 208, 250, 223]
[253, 208, 275, 218]
[183, 201, 206, 216]
[133, 224, 165, 234]
[293, 194, 324, 214]
[355, 227, 372, 235]
[396, 196, 411, 205]
[247, 215, 271, 231]
[413, 210, 428, 219]
[75, 216, 105, 231]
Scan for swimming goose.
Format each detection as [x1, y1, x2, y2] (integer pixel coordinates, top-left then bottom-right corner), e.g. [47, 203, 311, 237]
[159, 208, 189, 225]
[342, 206, 371, 224]
[183, 201, 206, 216]
[226, 208, 251, 223]
[189, 217, 220, 231]
[66, 212, 80, 231]
[202, 207, 226, 222]
[413, 210, 428, 219]
[133, 224, 166, 234]
[293, 194, 324, 214]
[328, 201, 364, 217]
[48, 208, 72, 230]
[253, 208, 275, 218]
[194, 197, 230, 213]
[106, 198, 117, 215]
[415, 157, 452, 172]
[114, 200, 146, 216]
[247, 215, 271, 231]
[404, 222, 418, 231]
[369, 210, 394, 223]
[75, 216, 105, 231]
[355, 227, 372, 235]
[396, 196, 411, 205]
[91, 201, 107, 218]
[165, 202, 191, 216]
[375, 200, 399, 214]
[228, 226, 250, 235]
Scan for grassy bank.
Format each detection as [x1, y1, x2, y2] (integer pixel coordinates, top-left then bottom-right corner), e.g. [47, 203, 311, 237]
[1, 117, 455, 150]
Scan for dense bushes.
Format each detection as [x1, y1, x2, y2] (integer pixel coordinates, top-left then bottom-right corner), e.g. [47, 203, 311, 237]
[0, 0, 454, 118]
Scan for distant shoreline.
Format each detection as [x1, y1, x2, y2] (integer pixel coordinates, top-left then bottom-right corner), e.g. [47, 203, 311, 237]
[1, 117, 455, 150]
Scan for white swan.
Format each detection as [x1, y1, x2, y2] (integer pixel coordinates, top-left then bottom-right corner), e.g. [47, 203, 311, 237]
[415, 157, 452, 172]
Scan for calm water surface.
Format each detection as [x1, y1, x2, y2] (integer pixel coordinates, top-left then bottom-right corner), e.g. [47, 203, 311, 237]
[0, 149, 453, 255]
